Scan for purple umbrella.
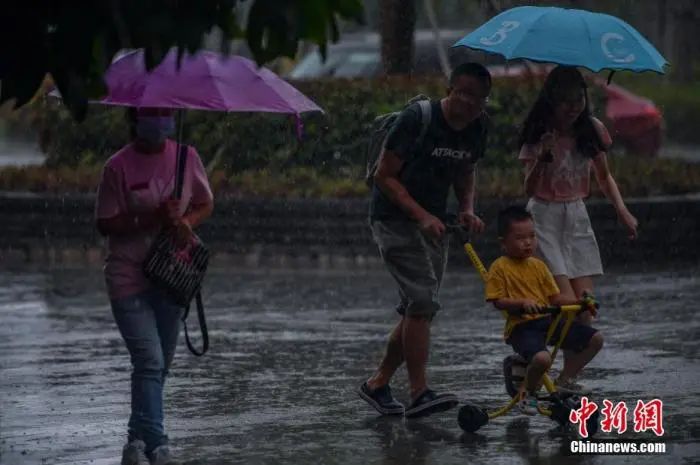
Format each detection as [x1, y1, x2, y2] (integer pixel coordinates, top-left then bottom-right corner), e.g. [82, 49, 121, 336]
[50, 49, 323, 136]
[57, 49, 324, 190]
[100, 49, 323, 116]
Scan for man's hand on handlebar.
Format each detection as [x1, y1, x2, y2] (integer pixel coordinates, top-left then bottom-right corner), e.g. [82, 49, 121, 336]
[458, 211, 485, 234]
[419, 213, 446, 238]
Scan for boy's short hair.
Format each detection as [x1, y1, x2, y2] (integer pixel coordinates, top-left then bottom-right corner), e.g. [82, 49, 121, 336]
[449, 62, 492, 93]
[498, 205, 533, 237]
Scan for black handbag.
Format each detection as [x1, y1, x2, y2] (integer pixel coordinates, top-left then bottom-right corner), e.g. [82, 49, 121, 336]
[144, 144, 210, 356]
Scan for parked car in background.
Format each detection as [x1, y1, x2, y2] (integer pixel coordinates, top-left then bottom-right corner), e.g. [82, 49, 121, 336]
[289, 33, 663, 156]
[288, 29, 507, 79]
[600, 82, 662, 156]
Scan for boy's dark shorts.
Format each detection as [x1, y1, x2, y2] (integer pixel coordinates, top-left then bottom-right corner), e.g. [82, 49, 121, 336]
[507, 316, 598, 362]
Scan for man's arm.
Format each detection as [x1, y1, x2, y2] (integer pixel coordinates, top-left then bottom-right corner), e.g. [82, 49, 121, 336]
[374, 148, 445, 237]
[453, 163, 485, 233]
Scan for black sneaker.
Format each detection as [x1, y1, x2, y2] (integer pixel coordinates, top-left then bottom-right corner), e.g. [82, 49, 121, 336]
[405, 389, 458, 419]
[358, 382, 405, 415]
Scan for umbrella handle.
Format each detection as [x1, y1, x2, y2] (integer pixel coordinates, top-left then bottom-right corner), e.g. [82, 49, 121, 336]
[173, 109, 187, 200]
[295, 116, 304, 140]
[607, 70, 616, 85]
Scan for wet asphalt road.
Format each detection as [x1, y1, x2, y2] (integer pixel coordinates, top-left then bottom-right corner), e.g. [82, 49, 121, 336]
[1, 265, 699, 465]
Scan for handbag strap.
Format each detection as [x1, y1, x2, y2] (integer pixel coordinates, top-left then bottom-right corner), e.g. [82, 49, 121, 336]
[182, 291, 209, 356]
[174, 144, 188, 200]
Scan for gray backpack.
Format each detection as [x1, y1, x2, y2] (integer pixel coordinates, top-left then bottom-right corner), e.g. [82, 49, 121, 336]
[365, 95, 432, 187]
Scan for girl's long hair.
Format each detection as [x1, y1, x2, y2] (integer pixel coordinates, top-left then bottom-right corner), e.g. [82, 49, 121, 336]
[518, 66, 605, 158]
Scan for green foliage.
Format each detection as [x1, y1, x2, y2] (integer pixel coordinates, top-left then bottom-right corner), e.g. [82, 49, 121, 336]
[0, 165, 102, 193]
[2, 0, 364, 120]
[3, 72, 697, 200]
[40, 105, 130, 168]
[602, 155, 700, 197]
[33, 75, 609, 174]
[228, 166, 367, 198]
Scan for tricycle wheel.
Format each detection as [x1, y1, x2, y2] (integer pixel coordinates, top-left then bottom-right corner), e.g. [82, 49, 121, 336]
[549, 396, 600, 437]
[503, 354, 527, 398]
[457, 404, 489, 433]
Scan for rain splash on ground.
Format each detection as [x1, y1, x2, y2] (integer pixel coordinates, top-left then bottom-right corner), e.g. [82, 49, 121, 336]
[1, 265, 699, 464]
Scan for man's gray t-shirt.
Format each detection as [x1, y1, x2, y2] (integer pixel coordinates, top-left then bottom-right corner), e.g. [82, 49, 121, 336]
[369, 100, 487, 221]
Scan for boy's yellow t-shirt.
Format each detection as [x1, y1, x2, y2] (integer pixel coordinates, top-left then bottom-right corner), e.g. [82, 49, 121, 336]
[485, 256, 560, 338]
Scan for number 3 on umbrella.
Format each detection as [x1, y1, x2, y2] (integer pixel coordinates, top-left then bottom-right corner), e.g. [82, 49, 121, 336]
[480, 21, 521, 46]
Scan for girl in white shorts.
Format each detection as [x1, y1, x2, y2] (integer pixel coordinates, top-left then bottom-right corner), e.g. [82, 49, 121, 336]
[518, 66, 638, 326]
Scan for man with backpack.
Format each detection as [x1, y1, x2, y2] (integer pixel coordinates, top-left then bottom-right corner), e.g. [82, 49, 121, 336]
[359, 62, 491, 418]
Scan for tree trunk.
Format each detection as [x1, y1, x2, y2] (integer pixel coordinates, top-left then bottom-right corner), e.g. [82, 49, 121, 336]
[669, 0, 695, 82]
[479, 0, 517, 17]
[656, 0, 666, 52]
[423, 0, 451, 77]
[379, 0, 416, 75]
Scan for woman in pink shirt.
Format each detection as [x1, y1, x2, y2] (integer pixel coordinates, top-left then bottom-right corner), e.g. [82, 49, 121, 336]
[95, 107, 213, 465]
[518, 66, 638, 322]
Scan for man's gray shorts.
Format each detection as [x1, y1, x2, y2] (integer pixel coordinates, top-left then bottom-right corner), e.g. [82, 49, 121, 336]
[370, 220, 449, 318]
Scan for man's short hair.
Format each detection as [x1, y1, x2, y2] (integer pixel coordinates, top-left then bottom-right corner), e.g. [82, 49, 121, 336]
[498, 205, 533, 237]
[449, 62, 492, 92]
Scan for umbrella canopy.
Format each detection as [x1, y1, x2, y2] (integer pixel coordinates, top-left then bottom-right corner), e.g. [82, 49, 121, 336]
[98, 49, 323, 115]
[453, 6, 668, 73]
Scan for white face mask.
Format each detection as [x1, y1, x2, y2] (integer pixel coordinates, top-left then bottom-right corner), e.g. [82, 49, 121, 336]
[135, 116, 175, 145]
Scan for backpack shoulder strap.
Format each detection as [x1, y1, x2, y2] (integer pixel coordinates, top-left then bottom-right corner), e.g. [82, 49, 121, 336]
[416, 100, 432, 146]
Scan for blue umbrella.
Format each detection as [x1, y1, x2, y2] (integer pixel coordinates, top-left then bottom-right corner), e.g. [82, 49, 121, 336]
[453, 6, 668, 74]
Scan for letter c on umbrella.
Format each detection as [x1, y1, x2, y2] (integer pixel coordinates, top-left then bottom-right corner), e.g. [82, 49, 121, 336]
[601, 32, 636, 64]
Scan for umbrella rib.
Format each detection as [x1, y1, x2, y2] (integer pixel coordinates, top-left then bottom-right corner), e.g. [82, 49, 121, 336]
[509, 8, 549, 62]
[262, 76, 295, 114]
[618, 20, 668, 72]
[579, 11, 597, 72]
[243, 60, 296, 114]
[208, 65, 231, 111]
[179, 52, 227, 111]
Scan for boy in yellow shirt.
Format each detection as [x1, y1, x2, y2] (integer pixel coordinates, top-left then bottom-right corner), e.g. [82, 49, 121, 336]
[485, 206, 604, 414]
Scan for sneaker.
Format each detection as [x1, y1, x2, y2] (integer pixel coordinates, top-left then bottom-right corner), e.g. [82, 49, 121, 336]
[358, 382, 405, 415]
[121, 440, 149, 465]
[405, 389, 458, 419]
[517, 391, 539, 416]
[555, 378, 592, 396]
[148, 445, 182, 465]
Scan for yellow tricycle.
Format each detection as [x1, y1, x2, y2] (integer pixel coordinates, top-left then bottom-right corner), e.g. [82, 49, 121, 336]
[446, 223, 600, 435]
